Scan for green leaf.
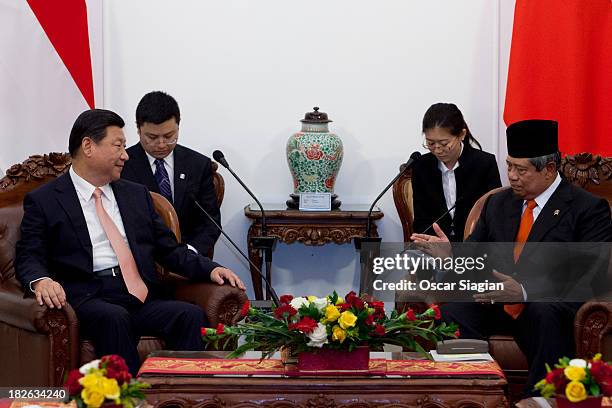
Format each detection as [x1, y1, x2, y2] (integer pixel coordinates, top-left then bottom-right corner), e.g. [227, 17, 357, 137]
[590, 383, 600, 397]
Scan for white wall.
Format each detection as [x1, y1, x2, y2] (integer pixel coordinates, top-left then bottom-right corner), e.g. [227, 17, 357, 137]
[102, 0, 511, 299]
[1, 0, 515, 299]
[0, 0, 103, 174]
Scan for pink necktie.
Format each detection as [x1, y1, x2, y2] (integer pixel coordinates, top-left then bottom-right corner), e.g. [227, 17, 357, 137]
[92, 188, 148, 302]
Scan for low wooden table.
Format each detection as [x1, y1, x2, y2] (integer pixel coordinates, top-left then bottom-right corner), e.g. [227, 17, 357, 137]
[141, 351, 508, 408]
[244, 204, 384, 300]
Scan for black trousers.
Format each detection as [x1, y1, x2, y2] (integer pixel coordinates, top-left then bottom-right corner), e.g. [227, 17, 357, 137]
[74, 275, 208, 376]
[441, 302, 580, 397]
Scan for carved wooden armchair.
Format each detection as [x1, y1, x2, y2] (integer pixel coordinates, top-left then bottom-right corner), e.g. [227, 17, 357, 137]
[395, 153, 612, 401]
[0, 153, 247, 387]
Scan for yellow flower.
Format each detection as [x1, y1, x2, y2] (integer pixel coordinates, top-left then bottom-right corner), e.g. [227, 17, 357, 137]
[338, 310, 357, 329]
[307, 295, 317, 302]
[593, 353, 602, 361]
[81, 388, 105, 408]
[335, 297, 345, 305]
[101, 377, 120, 400]
[565, 380, 587, 402]
[564, 366, 586, 382]
[323, 305, 341, 323]
[332, 325, 347, 343]
[79, 373, 102, 389]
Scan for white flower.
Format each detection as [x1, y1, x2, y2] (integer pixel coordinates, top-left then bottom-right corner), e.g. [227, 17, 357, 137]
[290, 297, 309, 311]
[306, 323, 329, 348]
[311, 297, 329, 312]
[569, 359, 587, 368]
[79, 359, 101, 374]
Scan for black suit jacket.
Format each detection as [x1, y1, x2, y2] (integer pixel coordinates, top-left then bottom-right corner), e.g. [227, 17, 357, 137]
[14, 173, 222, 308]
[121, 143, 221, 255]
[412, 144, 502, 240]
[466, 179, 612, 299]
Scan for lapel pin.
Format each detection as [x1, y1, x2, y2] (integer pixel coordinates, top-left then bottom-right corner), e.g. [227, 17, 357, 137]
[553, 209, 560, 216]
[179, 173, 186, 180]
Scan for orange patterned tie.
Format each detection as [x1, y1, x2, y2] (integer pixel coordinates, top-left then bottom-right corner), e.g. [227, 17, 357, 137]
[504, 199, 537, 319]
[93, 188, 148, 302]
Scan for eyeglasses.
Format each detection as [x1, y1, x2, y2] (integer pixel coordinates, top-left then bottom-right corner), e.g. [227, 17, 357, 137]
[143, 135, 178, 146]
[422, 137, 458, 151]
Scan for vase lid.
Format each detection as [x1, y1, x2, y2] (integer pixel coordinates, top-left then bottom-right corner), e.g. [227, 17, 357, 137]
[300, 107, 333, 124]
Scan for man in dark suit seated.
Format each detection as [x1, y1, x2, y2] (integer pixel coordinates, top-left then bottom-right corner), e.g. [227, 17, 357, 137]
[412, 119, 612, 395]
[121, 91, 220, 256]
[15, 109, 246, 375]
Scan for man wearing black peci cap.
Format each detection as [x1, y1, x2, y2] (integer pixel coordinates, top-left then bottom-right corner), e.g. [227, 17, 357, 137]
[412, 119, 612, 396]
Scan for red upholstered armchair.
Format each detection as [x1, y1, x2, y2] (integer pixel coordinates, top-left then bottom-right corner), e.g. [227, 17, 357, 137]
[394, 153, 612, 401]
[0, 153, 247, 387]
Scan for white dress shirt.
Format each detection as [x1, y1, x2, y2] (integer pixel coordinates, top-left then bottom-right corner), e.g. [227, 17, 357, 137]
[523, 172, 562, 220]
[29, 168, 132, 291]
[516, 172, 562, 300]
[146, 151, 174, 201]
[69, 167, 133, 271]
[144, 150, 198, 253]
[437, 143, 463, 219]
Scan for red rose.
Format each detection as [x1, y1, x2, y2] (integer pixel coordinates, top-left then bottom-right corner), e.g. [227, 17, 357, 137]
[240, 300, 250, 318]
[364, 314, 375, 326]
[405, 309, 417, 321]
[369, 301, 385, 318]
[345, 291, 357, 302]
[454, 329, 461, 338]
[291, 317, 318, 334]
[546, 368, 567, 393]
[590, 360, 611, 384]
[274, 304, 297, 319]
[101, 355, 131, 385]
[64, 369, 83, 395]
[345, 292, 364, 310]
[216, 323, 225, 335]
[280, 295, 294, 304]
[339, 302, 352, 312]
[429, 304, 441, 320]
[201, 327, 207, 336]
[305, 144, 324, 160]
[351, 297, 365, 310]
[374, 324, 386, 336]
[106, 367, 131, 385]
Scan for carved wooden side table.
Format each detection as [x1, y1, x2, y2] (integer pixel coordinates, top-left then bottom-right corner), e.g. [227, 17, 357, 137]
[244, 204, 384, 300]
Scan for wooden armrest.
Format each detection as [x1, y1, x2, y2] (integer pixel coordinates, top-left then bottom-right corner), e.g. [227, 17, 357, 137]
[174, 281, 248, 327]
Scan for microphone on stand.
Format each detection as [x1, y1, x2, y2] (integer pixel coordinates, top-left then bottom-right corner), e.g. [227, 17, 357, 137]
[419, 196, 463, 236]
[356, 152, 421, 295]
[190, 193, 280, 307]
[365, 151, 422, 238]
[213, 150, 268, 235]
[212, 150, 277, 302]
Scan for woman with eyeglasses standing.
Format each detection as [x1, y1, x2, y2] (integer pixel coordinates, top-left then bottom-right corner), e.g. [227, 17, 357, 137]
[411, 103, 501, 241]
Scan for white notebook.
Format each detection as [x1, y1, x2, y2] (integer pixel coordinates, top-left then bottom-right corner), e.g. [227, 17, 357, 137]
[430, 350, 494, 362]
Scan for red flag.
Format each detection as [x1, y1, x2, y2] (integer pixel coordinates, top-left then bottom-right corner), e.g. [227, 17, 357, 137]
[27, 0, 95, 109]
[504, 0, 612, 156]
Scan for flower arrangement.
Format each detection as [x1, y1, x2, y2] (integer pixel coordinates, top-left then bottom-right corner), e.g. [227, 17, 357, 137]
[535, 354, 611, 404]
[64, 355, 150, 408]
[202, 291, 458, 359]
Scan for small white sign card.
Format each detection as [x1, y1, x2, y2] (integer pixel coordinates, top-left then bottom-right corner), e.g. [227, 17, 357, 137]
[299, 193, 332, 211]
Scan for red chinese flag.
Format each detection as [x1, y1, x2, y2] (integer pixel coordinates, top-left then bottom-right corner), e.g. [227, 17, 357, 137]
[504, 0, 612, 156]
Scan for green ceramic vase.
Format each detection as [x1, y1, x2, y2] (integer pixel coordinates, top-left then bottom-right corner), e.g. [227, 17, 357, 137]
[286, 107, 343, 208]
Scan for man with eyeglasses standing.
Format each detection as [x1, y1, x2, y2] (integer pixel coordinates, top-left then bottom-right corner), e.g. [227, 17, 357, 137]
[121, 91, 221, 257]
